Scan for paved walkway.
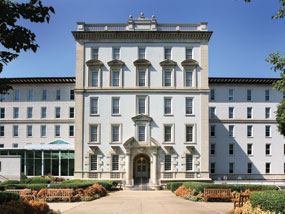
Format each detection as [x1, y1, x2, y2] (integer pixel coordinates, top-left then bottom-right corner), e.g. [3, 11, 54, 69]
[49, 190, 233, 214]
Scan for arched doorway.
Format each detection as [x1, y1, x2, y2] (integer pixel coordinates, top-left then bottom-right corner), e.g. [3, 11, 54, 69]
[133, 153, 150, 185]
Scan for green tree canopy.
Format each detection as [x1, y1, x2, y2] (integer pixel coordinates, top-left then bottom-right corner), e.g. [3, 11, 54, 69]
[0, 0, 55, 94]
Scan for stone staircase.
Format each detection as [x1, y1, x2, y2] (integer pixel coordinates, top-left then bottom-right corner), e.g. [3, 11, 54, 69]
[131, 178, 154, 191]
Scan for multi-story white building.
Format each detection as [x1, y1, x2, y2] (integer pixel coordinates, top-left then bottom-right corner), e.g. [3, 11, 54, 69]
[0, 15, 284, 187]
[72, 14, 212, 189]
[0, 77, 75, 180]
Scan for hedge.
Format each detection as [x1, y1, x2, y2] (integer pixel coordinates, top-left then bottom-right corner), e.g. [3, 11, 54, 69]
[166, 182, 278, 193]
[0, 180, 20, 186]
[3, 180, 118, 191]
[22, 177, 51, 184]
[0, 192, 20, 204]
[250, 191, 285, 213]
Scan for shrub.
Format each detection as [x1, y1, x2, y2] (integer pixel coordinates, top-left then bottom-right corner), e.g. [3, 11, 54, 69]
[250, 191, 285, 213]
[175, 186, 194, 197]
[0, 200, 35, 214]
[28, 200, 50, 214]
[23, 177, 50, 184]
[0, 180, 20, 186]
[84, 184, 107, 197]
[166, 182, 172, 190]
[168, 182, 183, 192]
[0, 191, 20, 204]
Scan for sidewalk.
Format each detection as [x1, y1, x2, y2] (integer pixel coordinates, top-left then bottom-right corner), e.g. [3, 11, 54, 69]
[48, 190, 233, 214]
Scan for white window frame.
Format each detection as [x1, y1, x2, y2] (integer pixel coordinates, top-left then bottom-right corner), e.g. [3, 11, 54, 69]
[265, 143, 271, 155]
[69, 107, 75, 118]
[265, 107, 271, 119]
[163, 69, 173, 87]
[265, 90, 270, 101]
[210, 144, 216, 155]
[13, 107, 19, 119]
[56, 89, 61, 101]
[137, 69, 146, 87]
[210, 89, 215, 101]
[228, 107, 234, 119]
[0, 126, 4, 137]
[27, 107, 33, 119]
[55, 107, 61, 119]
[27, 125, 32, 137]
[210, 125, 216, 137]
[55, 125, 60, 137]
[229, 125, 234, 137]
[112, 154, 119, 171]
[41, 125, 46, 137]
[164, 155, 171, 171]
[185, 97, 193, 115]
[89, 124, 100, 143]
[247, 89, 252, 101]
[247, 125, 253, 137]
[138, 47, 146, 59]
[112, 97, 120, 115]
[229, 143, 234, 155]
[185, 48, 192, 60]
[112, 47, 120, 60]
[185, 124, 195, 143]
[185, 154, 193, 171]
[247, 143, 253, 155]
[164, 47, 171, 60]
[41, 107, 47, 119]
[163, 124, 174, 143]
[138, 125, 146, 142]
[229, 89, 234, 101]
[42, 90, 47, 101]
[0, 108, 5, 119]
[210, 107, 216, 119]
[90, 97, 99, 115]
[111, 69, 121, 87]
[247, 107, 252, 119]
[164, 97, 172, 115]
[13, 125, 18, 137]
[89, 69, 100, 87]
[90, 154, 98, 171]
[136, 95, 148, 115]
[184, 70, 193, 87]
[111, 124, 121, 143]
[69, 125, 74, 137]
[265, 162, 271, 174]
[91, 47, 99, 59]
[265, 125, 271, 137]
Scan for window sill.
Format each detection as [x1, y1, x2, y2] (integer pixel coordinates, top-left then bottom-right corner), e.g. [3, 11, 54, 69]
[210, 136, 216, 138]
[184, 142, 196, 144]
[162, 142, 175, 145]
[265, 136, 272, 138]
[164, 114, 174, 117]
[265, 154, 272, 157]
[185, 114, 195, 117]
[88, 142, 100, 145]
[247, 136, 254, 138]
[110, 142, 121, 144]
[69, 136, 75, 138]
[90, 114, 100, 117]
[111, 114, 121, 117]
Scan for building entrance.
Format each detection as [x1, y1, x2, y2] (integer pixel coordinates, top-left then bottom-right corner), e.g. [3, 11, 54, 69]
[133, 153, 150, 186]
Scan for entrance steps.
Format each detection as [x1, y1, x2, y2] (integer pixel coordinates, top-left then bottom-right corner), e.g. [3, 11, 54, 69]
[131, 178, 154, 191]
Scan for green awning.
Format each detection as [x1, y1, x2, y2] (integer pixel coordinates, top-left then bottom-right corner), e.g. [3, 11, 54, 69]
[49, 140, 69, 145]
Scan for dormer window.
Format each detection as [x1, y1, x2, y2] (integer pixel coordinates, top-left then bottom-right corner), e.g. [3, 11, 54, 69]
[138, 47, 146, 59]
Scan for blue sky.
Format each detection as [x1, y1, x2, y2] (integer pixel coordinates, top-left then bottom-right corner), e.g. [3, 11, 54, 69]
[1, 0, 284, 78]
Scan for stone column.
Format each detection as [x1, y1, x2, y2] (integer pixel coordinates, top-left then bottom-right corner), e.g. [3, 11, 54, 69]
[152, 151, 158, 186]
[125, 150, 132, 188]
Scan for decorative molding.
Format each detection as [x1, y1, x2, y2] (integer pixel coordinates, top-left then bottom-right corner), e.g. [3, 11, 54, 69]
[107, 59, 125, 67]
[159, 59, 177, 67]
[86, 59, 104, 67]
[209, 119, 277, 124]
[83, 88, 210, 93]
[181, 59, 199, 67]
[72, 31, 213, 41]
[0, 119, 75, 124]
[132, 114, 153, 122]
[133, 59, 151, 67]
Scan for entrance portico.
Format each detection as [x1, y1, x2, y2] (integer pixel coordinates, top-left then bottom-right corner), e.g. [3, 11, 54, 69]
[124, 137, 160, 190]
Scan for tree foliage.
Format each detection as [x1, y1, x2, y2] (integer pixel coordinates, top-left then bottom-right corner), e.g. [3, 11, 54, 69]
[0, 0, 55, 94]
[276, 100, 285, 136]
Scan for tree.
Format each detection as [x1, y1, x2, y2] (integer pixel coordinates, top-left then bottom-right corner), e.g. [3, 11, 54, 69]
[0, 0, 55, 94]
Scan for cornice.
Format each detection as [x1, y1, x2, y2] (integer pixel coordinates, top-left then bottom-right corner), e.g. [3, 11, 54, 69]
[209, 119, 277, 124]
[107, 59, 125, 67]
[160, 59, 177, 67]
[72, 31, 213, 41]
[133, 59, 151, 67]
[86, 59, 104, 67]
[84, 88, 210, 93]
[181, 59, 199, 67]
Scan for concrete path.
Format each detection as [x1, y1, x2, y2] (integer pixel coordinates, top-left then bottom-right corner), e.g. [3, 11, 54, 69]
[49, 190, 233, 214]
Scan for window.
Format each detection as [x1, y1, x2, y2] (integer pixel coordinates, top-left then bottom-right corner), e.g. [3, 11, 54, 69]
[247, 125, 253, 137]
[138, 125, 146, 142]
[27, 107, 33, 119]
[112, 155, 119, 171]
[164, 70, 172, 87]
[186, 125, 193, 142]
[90, 98, 98, 115]
[69, 125, 74, 137]
[248, 163, 252, 174]
[15, 90, 19, 101]
[90, 155, 97, 171]
[164, 155, 171, 171]
[247, 89, 252, 101]
[210, 90, 215, 101]
[229, 89, 234, 101]
[90, 125, 98, 142]
[70, 90, 75, 100]
[138, 97, 146, 114]
[41, 125, 46, 137]
[56, 90, 61, 100]
[91, 48, 98, 59]
[42, 90, 47, 100]
[265, 90, 270, 101]
[112, 125, 120, 142]
[185, 70, 193, 87]
[13, 126, 18, 137]
[0, 144, 4, 148]
[229, 125, 234, 137]
[210, 144, 215, 155]
[111, 70, 120, 87]
[265, 144, 271, 155]
[112, 97, 120, 115]
[265, 163, 270, 174]
[41, 107, 47, 118]
[164, 47, 171, 60]
[0, 126, 4, 137]
[265, 125, 271, 137]
[229, 144, 234, 155]
[185, 98, 193, 115]
[164, 125, 172, 142]
[55, 125, 60, 137]
[91, 71, 99, 87]
[164, 97, 172, 115]
[210, 125, 216, 137]
[12, 143, 18, 148]
[247, 144, 253, 155]
[229, 162, 234, 174]
[185, 48, 192, 59]
[138, 47, 145, 59]
[112, 48, 120, 59]
[228, 107, 234, 119]
[247, 107, 252, 119]
[13, 107, 19, 118]
[27, 125, 32, 137]
[138, 70, 146, 86]
[55, 107, 61, 118]
[28, 90, 33, 101]
[69, 107, 74, 118]
[210, 163, 215, 173]
[210, 107, 216, 119]
[186, 154, 193, 171]
[265, 107, 271, 119]
[0, 108, 4, 118]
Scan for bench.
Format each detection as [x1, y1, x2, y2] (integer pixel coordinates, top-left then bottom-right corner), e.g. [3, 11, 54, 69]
[5, 189, 35, 201]
[45, 189, 74, 202]
[204, 188, 232, 202]
[233, 193, 250, 209]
